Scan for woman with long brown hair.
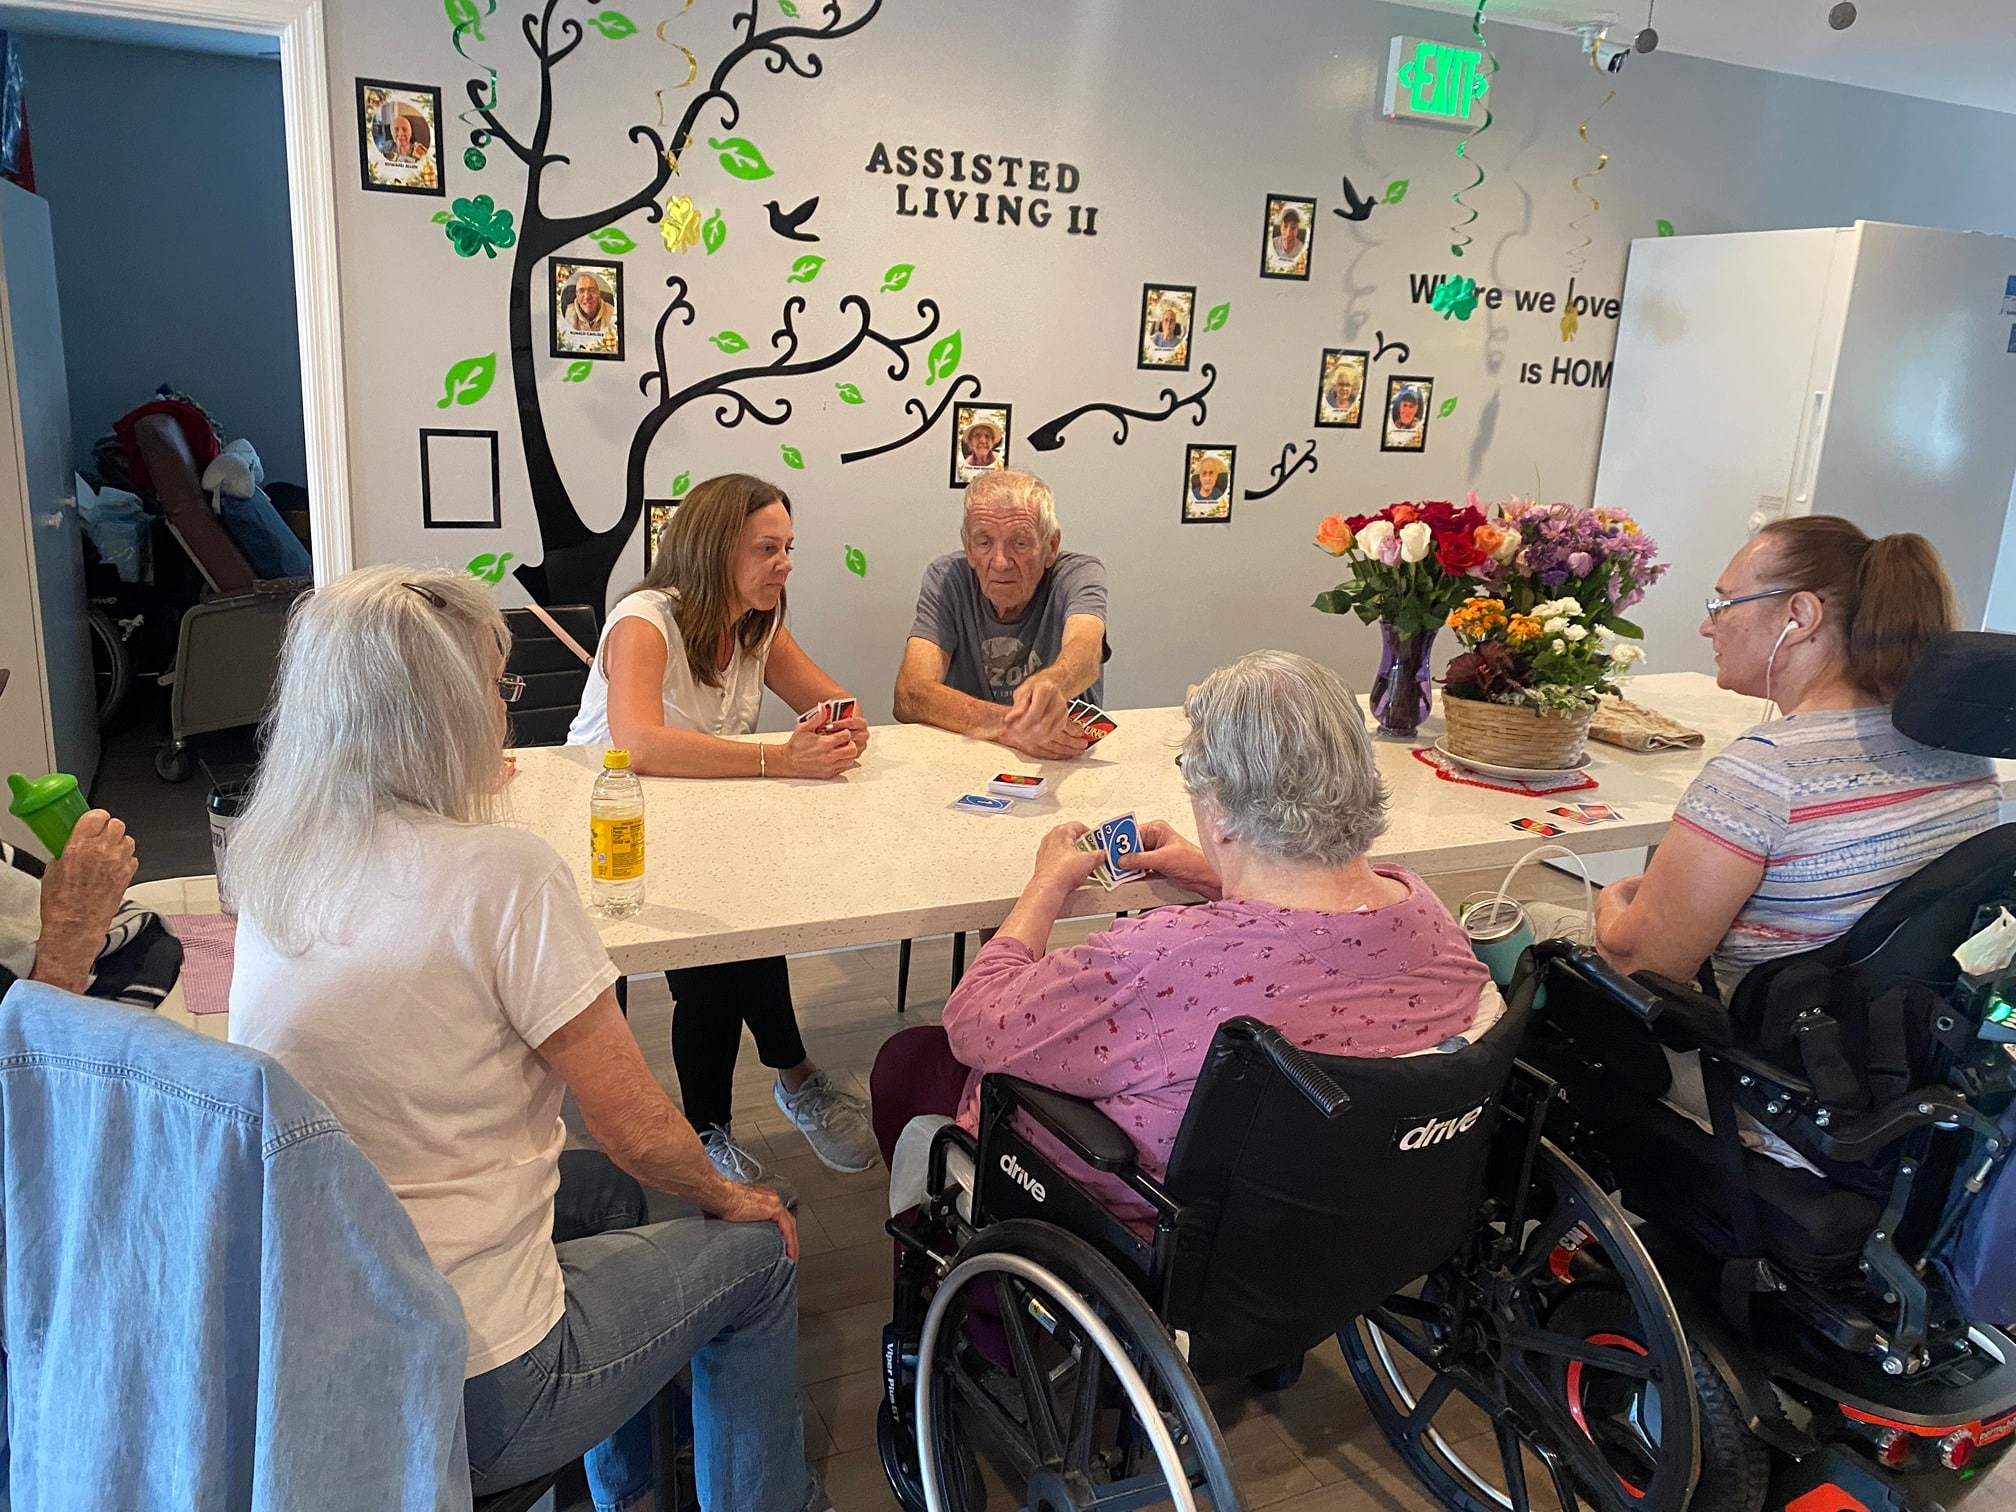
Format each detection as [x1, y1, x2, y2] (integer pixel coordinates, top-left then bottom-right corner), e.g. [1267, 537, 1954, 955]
[569, 473, 878, 1190]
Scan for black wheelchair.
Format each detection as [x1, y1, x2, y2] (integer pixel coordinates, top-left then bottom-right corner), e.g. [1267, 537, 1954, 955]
[879, 632, 2016, 1512]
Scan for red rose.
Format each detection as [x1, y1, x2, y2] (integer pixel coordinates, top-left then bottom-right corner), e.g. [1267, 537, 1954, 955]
[1345, 513, 1373, 532]
[1417, 499, 1458, 527]
[1436, 531, 1487, 573]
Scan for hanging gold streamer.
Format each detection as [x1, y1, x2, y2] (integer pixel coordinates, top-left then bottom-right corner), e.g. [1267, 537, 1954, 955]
[1566, 36, 1614, 287]
[654, 22, 700, 85]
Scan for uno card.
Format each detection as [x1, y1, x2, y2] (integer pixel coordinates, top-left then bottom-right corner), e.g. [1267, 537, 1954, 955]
[1068, 700, 1117, 744]
[1097, 813, 1145, 882]
[1075, 831, 1118, 889]
[1548, 803, 1620, 826]
[1510, 817, 1566, 838]
[825, 696, 857, 725]
[952, 793, 1013, 814]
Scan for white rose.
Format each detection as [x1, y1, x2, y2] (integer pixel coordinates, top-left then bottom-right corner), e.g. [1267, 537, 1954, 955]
[1552, 638, 1567, 654]
[1610, 641, 1643, 663]
[1398, 520, 1433, 563]
[1358, 519, 1395, 555]
[1564, 625, 1589, 642]
[1543, 617, 1568, 635]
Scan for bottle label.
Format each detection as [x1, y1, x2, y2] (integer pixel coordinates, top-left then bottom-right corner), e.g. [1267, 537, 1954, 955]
[591, 815, 645, 882]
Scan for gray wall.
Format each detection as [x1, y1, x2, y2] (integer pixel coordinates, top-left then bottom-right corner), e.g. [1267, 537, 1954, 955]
[326, 0, 2016, 723]
[19, 35, 306, 483]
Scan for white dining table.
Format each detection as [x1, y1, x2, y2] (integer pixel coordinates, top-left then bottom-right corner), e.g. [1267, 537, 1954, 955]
[142, 669, 2016, 1039]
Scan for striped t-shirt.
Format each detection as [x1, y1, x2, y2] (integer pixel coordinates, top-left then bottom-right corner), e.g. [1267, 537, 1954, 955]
[1674, 705, 2000, 989]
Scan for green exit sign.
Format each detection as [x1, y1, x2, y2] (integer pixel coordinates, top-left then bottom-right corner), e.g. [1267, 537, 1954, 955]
[1383, 37, 1491, 128]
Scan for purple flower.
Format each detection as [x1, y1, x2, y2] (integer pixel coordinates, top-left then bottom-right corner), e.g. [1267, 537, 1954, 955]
[1568, 551, 1593, 576]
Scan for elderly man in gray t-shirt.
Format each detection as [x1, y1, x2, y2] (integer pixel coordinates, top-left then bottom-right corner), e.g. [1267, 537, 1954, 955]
[894, 470, 1108, 760]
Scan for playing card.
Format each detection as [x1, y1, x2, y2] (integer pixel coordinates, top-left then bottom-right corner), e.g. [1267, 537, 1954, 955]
[1066, 700, 1117, 744]
[1510, 818, 1566, 837]
[952, 793, 1013, 814]
[825, 696, 857, 725]
[1547, 804, 1621, 826]
[1075, 831, 1119, 889]
[1096, 813, 1145, 882]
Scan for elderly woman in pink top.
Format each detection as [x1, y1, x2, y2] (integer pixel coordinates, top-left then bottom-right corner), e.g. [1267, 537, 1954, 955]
[870, 649, 1494, 1219]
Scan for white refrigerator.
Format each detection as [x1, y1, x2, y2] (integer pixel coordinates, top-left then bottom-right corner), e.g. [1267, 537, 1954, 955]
[1591, 220, 2016, 675]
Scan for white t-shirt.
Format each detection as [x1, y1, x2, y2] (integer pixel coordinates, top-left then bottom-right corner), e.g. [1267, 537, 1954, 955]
[228, 813, 618, 1376]
[567, 587, 775, 746]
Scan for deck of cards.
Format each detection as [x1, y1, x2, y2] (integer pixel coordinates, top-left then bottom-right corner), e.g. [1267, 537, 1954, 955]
[987, 773, 1049, 800]
[1066, 699, 1116, 744]
[1509, 803, 1620, 838]
[797, 696, 857, 734]
[1075, 812, 1145, 890]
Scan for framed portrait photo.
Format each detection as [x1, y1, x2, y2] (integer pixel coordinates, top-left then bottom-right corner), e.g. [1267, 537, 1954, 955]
[644, 500, 679, 573]
[1381, 375, 1434, 454]
[551, 257, 623, 362]
[949, 402, 1012, 488]
[1138, 283, 1196, 371]
[1181, 444, 1236, 524]
[1314, 349, 1368, 428]
[357, 79, 444, 196]
[1260, 194, 1316, 281]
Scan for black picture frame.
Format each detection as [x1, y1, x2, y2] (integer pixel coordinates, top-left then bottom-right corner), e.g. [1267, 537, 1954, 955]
[1259, 194, 1317, 281]
[1181, 444, 1236, 524]
[1313, 348, 1370, 429]
[550, 256, 625, 362]
[356, 78, 445, 197]
[1380, 375, 1434, 454]
[1137, 283, 1196, 372]
[419, 428, 502, 528]
[949, 402, 1013, 488]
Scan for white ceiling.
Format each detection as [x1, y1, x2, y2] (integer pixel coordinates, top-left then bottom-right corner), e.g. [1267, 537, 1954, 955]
[1386, 0, 2016, 115]
[0, 5, 274, 59]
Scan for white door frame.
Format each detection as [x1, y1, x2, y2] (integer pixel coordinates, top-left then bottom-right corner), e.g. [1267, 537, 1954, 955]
[6, 0, 352, 581]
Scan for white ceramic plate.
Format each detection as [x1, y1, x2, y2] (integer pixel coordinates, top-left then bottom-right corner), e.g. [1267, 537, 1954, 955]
[1433, 738, 1593, 783]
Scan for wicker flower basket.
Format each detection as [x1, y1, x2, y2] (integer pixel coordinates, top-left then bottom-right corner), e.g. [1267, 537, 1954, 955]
[1443, 694, 1594, 771]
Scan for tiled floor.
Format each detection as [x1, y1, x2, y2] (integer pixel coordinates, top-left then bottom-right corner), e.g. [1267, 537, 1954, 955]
[580, 866, 2016, 1512]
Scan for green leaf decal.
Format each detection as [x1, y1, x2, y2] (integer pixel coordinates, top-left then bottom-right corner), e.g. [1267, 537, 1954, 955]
[591, 226, 638, 255]
[880, 263, 914, 293]
[463, 146, 487, 172]
[780, 444, 805, 470]
[708, 136, 774, 181]
[709, 330, 750, 354]
[587, 10, 637, 38]
[1383, 179, 1410, 205]
[437, 353, 497, 408]
[443, 194, 517, 258]
[671, 471, 692, 497]
[1439, 397, 1458, 418]
[1203, 303, 1229, 332]
[786, 254, 825, 284]
[835, 382, 865, 404]
[924, 329, 962, 387]
[843, 545, 866, 577]
[1655, 218, 1676, 237]
[464, 550, 513, 584]
[778, 0, 800, 13]
[701, 209, 726, 254]
[431, 210, 453, 224]
[563, 360, 593, 383]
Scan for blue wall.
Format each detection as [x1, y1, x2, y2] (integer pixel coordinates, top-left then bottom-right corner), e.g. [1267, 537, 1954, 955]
[15, 34, 306, 483]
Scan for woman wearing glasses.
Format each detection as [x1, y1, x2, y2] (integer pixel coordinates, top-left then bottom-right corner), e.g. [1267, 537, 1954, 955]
[1591, 516, 1999, 995]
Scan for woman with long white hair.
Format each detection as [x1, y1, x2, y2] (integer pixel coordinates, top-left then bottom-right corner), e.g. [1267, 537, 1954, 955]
[227, 564, 817, 1512]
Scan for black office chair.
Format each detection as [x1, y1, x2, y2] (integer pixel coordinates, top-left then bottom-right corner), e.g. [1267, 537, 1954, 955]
[503, 604, 600, 749]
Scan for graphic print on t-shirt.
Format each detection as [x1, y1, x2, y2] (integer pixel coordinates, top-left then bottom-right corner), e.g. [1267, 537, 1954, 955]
[982, 633, 1042, 698]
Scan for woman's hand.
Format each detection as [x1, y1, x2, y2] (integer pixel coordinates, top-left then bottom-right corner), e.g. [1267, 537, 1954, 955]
[1133, 819, 1221, 900]
[778, 722, 859, 780]
[710, 1180, 799, 1261]
[832, 700, 871, 756]
[1032, 822, 1107, 894]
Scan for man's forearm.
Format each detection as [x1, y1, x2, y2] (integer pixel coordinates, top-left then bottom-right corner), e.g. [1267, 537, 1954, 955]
[579, 1085, 746, 1212]
[1026, 636, 1103, 703]
[895, 676, 1007, 738]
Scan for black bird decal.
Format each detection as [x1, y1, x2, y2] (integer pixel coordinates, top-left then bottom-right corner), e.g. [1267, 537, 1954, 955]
[1334, 175, 1377, 222]
[765, 196, 821, 242]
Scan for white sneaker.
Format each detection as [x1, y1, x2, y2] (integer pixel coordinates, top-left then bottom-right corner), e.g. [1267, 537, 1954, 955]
[774, 1072, 880, 1174]
[701, 1125, 797, 1209]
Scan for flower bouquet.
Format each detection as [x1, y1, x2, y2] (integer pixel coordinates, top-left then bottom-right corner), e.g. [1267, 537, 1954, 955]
[1312, 499, 1518, 737]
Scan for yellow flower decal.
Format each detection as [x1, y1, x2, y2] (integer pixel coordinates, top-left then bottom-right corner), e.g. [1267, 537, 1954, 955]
[661, 194, 702, 254]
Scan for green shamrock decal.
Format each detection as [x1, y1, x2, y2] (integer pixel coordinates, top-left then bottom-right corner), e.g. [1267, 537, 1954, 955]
[709, 331, 750, 354]
[587, 10, 637, 38]
[444, 195, 517, 259]
[1430, 275, 1479, 321]
[1383, 179, 1410, 205]
[437, 353, 497, 408]
[464, 147, 487, 172]
[924, 330, 962, 386]
[671, 471, 692, 497]
[1203, 303, 1229, 332]
[709, 136, 774, 181]
[1439, 397, 1459, 418]
[786, 254, 825, 284]
[465, 550, 514, 584]
[1655, 218, 1676, 237]
[431, 210, 453, 224]
[563, 360, 593, 382]
[591, 226, 638, 255]
[843, 545, 866, 577]
[780, 444, 805, 470]
[880, 263, 914, 293]
[835, 382, 865, 404]
[702, 209, 726, 255]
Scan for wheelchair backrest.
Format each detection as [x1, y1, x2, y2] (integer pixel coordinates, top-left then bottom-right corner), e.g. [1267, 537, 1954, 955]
[1158, 986, 1532, 1384]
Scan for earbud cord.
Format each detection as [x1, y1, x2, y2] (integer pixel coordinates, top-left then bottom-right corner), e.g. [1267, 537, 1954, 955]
[1763, 618, 1795, 719]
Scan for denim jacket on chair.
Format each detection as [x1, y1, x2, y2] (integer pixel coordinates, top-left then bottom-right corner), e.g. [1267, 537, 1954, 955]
[0, 981, 472, 1511]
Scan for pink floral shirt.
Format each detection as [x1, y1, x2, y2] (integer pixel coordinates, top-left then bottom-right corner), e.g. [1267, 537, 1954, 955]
[941, 867, 1489, 1218]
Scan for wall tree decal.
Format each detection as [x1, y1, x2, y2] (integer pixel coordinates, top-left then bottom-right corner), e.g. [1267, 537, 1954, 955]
[463, 0, 884, 608]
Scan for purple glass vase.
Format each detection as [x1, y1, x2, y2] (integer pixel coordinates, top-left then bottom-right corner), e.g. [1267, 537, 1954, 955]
[1370, 622, 1438, 739]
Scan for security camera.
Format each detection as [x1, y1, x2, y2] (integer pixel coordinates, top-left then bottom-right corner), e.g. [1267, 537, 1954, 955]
[1574, 24, 1633, 72]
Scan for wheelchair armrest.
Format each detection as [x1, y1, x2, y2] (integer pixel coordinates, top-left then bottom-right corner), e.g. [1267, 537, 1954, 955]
[1539, 943, 1734, 1050]
[987, 1075, 1138, 1174]
[1799, 1087, 2000, 1164]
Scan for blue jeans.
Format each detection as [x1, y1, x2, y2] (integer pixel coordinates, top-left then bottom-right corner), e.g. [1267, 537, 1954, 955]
[465, 1150, 817, 1512]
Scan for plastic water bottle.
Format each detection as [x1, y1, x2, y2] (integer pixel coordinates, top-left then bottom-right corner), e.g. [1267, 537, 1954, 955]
[590, 749, 645, 917]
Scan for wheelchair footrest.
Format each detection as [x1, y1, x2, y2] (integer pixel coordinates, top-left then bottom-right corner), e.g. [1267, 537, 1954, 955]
[1778, 1282, 1881, 1356]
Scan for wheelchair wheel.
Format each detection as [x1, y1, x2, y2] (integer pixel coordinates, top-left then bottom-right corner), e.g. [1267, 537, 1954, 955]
[1341, 1139, 1700, 1512]
[915, 1218, 1241, 1512]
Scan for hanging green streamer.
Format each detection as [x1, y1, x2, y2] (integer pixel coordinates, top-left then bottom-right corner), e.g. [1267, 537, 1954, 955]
[1449, 0, 1497, 259]
[458, 67, 499, 137]
[449, 0, 497, 58]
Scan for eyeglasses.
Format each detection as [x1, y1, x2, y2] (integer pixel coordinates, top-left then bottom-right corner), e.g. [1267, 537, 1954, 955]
[1704, 587, 1793, 620]
[496, 674, 525, 704]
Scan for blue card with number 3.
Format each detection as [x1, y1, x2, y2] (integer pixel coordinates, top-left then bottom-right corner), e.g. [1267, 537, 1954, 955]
[1099, 814, 1145, 882]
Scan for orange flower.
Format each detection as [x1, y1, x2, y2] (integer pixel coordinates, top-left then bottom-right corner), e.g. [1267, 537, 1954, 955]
[1507, 614, 1543, 645]
[1446, 596, 1508, 638]
[1315, 514, 1354, 556]
[1472, 523, 1514, 561]
[1389, 504, 1420, 527]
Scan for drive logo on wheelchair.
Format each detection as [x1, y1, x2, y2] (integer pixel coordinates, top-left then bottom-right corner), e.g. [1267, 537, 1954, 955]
[998, 1152, 1047, 1202]
[1392, 1098, 1493, 1152]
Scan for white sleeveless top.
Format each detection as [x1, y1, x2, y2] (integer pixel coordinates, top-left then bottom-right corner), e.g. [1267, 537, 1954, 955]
[566, 588, 776, 745]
